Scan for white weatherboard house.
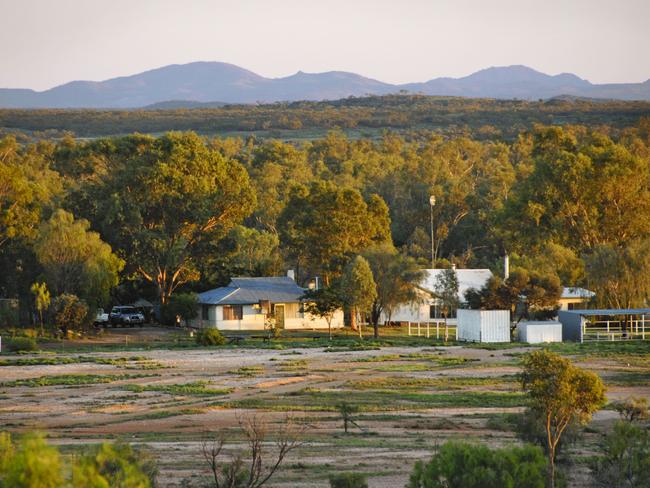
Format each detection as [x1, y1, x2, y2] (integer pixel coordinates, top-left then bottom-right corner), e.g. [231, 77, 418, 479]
[382, 268, 493, 325]
[558, 287, 595, 311]
[190, 276, 344, 331]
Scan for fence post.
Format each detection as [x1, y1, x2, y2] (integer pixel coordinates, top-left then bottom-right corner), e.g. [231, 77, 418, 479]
[641, 315, 645, 340]
[436, 322, 439, 339]
[408, 322, 411, 336]
[426, 322, 430, 338]
[417, 322, 421, 337]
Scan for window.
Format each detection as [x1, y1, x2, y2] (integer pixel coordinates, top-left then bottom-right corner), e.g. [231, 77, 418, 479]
[284, 302, 302, 319]
[429, 302, 456, 319]
[429, 304, 439, 319]
[202, 305, 209, 321]
[222, 305, 243, 320]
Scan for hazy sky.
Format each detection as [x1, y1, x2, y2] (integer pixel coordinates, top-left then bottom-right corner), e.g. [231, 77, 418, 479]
[2, 0, 649, 90]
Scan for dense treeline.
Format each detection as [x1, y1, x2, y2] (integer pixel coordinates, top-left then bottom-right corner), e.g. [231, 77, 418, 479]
[1, 117, 650, 326]
[2, 94, 650, 140]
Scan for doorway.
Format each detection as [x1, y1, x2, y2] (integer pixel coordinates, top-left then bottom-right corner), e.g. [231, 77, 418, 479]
[274, 304, 285, 329]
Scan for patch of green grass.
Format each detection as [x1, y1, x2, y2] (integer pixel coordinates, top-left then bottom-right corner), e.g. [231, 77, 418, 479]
[484, 412, 521, 431]
[277, 359, 308, 372]
[129, 408, 205, 421]
[223, 389, 527, 412]
[353, 353, 474, 367]
[603, 370, 650, 386]
[465, 343, 530, 350]
[123, 381, 232, 396]
[228, 365, 265, 377]
[0, 355, 166, 370]
[549, 341, 650, 357]
[0, 373, 156, 387]
[347, 375, 516, 391]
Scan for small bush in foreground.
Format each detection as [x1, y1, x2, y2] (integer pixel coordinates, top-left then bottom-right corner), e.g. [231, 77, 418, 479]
[329, 472, 368, 488]
[591, 420, 650, 487]
[3, 336, 37, 352]
[0, 432, 63, 488]
[73, 441, 157, 488]
[407, 441, 546, 488]
[0, 431, 157, 488]
[196, 328, 226, 346]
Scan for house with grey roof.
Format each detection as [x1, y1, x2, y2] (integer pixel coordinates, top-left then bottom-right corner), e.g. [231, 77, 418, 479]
[189, 274, 344, 331]
[558, 287, 595, 311]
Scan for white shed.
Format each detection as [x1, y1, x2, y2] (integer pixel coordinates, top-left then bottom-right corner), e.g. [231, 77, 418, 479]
[457, 309, 510, 343]
[517, 321, 563, 343]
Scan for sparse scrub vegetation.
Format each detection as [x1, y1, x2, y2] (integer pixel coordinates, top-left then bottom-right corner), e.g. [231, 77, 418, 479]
[196, 328, 227, 346]
[123, 381, 232, 396]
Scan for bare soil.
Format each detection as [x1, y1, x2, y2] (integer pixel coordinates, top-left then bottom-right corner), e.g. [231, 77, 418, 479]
[0, 330, 646, 487]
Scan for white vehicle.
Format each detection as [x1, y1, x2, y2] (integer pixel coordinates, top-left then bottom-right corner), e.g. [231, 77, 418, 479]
[94, 308, 110, 326]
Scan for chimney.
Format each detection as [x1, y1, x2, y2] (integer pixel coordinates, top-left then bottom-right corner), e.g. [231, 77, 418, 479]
[287, 269, 295, 281]
[504, 255, 510, 281]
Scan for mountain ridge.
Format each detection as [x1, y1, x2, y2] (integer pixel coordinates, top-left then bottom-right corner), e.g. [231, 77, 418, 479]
[1, 62, 649, 108]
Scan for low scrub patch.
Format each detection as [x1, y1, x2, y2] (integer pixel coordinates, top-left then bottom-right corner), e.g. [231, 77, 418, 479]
[0, 373, 155, 387]
[196, 328, 226, 346]
[228, 365, 265, 377]
[348, 375, 516, 391]
[2, 337, 38, 353]
[123, 381, 232, 396]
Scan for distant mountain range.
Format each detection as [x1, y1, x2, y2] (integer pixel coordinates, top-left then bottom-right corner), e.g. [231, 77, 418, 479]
[1, 62, 649, 108]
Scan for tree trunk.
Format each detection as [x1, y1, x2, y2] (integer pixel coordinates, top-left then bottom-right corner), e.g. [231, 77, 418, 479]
[371, 305, 381, 339]
[547, 415, 556, 488]
[350, 308, 357, 331]
[549, 449, 556, 488]
[358, 311, 363, 340]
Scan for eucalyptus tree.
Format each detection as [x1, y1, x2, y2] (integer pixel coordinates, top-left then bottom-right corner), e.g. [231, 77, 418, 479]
[363, 244, 424, 338]
[72, 132, 256, 304]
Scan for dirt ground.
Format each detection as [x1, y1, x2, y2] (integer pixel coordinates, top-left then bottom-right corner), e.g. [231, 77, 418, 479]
[1, 331, 648, 487]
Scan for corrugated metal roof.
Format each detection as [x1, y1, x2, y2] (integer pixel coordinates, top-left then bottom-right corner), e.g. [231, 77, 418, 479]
[561, 287, 595, 299]
[420, 268, 493, 299]
[197, 287, 239, 305]
[197, 276, 306, 305]
[561, 308, 650, 316]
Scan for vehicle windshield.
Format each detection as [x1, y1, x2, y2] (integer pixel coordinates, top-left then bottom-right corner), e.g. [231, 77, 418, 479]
[114, 307, 136, 313]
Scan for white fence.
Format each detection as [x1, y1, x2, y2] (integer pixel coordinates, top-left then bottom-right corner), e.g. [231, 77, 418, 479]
[582, 318, 649, 342]
[406, 321, 457, 341]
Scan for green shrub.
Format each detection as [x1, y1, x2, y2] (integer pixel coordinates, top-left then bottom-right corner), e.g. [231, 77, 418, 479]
[407, 441, 546, 488]
[196, 328, 226, 346]
[52, 293, 89, 332]
[591, 420, 650, 487]
[0, 299, 19, 328]
[72, 441, 157, 488]
[329, 472, 369, 488]
[0, 432, 63, 488]
[3, 336, 37, 352]
[161, 293, 198, 326]
[0, 432, 157, 488]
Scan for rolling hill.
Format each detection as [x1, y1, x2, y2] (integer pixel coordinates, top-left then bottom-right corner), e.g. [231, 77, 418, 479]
[1, 62, 648, 108]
